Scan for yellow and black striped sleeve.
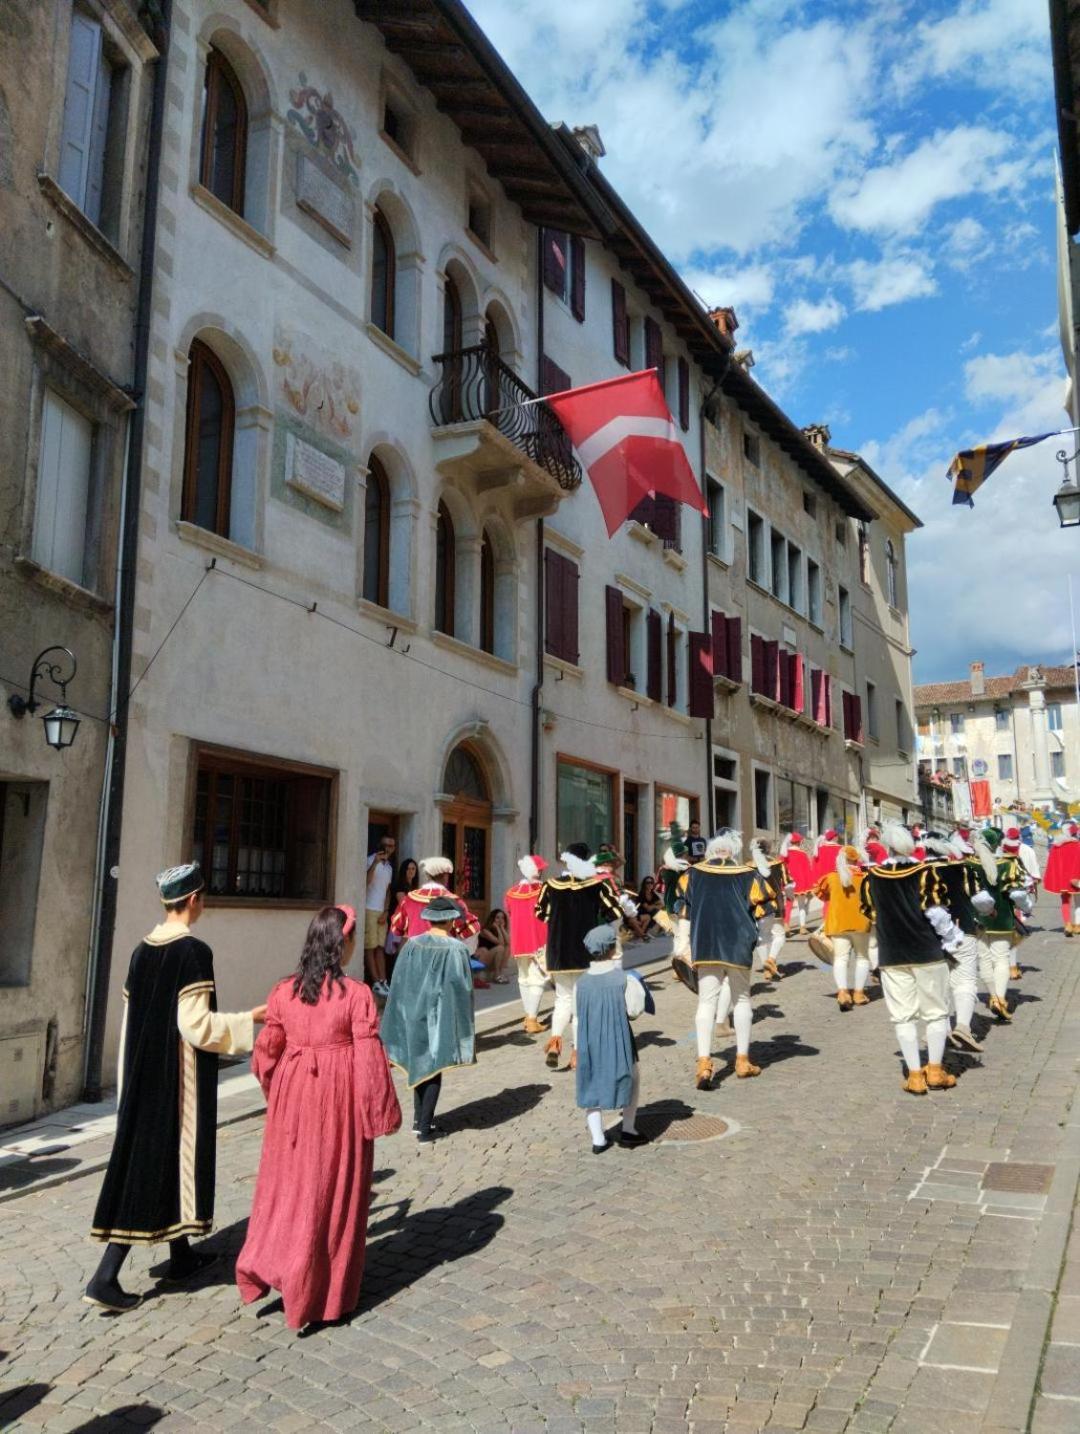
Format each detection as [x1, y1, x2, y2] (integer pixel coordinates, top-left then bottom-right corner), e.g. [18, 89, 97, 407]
[598, 881, 624, 922]
[918, 865, 947, 909]
[858, 878, 875, 923]
[534, 882, 551, 924]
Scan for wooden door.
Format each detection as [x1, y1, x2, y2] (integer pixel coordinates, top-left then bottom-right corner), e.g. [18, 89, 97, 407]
[441, 799, 490, 921]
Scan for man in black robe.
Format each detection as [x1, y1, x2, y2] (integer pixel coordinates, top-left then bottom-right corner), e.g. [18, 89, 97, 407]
[85, 863, 265, 1313]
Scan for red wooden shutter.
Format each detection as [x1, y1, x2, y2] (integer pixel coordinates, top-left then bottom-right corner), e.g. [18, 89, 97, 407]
[841, 690, 850, 736]
[544, 547, 562, 659]
[851, 693, 863, 742]
[688, 631, 714, 718]
[644, 316, 663, 374]
[570, 234, 586, 321]
[605, 585, 626, 686]
[666, 612, 677, 707]
[824, 674, 832, 727]
[564, 558, 579, 665]
[778, 651, 793, 710]
[677, 356, 690, 431]
[646, 608, 662, 701]
[792, 653, 805, 712]
[540, 355, 571, 396]
[542, 229, 567, 296]
[611, 279, 629, 365]
[762, 639, 779, 701]
[726, 616, 742, 685]
[811, 668, 824, 724]
[750, 634, 764, 694]
[711, 610, 727, 678]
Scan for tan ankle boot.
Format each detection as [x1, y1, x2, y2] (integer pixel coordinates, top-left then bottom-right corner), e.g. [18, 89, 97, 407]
[902, 1068, 928, 1095]
[544, 1036, 562, 1067]
[989, 996, 1013, 1023]
[695, 1057, 713, 1089]
[851, 990, 870, 1007]
[569, 1049, 577, 1071]
[1010, 965, 1021, 980]
[836, 989, 853, 1010]
[924, 1063, 957, 1090]
[523, 1016, 546, 1035]
[735, 1054, 761, 1078]
[764, 957, 780, 981]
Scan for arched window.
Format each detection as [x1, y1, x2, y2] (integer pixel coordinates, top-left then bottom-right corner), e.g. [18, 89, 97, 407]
[371, 207, 395, 338]
[440, 276, 462, 423]
[435, 500, 455, 635]
[363, 455, 390, 608]
[182, 339, 235, 537]
[885, 539, 899, 608]
[199, 48, 247, 215]
[483, 314, 501, 420]
[443, 745, 488, 801]
[479, 529, 495, 654]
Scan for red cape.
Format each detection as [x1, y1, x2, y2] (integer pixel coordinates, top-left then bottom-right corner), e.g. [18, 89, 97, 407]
[1043, 838, 1080, 893]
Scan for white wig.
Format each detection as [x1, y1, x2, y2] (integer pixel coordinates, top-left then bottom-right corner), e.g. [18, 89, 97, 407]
[518, 855, 539, 882]
[922, 835, 953, 860]
[419, 855, 453, 881]
[561, 849, 597, 881]
[835, 847, 854, 890]
[881, 821, 915, 858]
[706, 829, 743, 863]
[748, 837, 772, 878]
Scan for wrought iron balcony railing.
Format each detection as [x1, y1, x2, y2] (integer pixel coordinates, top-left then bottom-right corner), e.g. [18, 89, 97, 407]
[429, 344, 581, 492]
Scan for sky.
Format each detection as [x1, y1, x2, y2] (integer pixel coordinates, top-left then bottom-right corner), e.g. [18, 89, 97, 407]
[468, 0, 1073, 683]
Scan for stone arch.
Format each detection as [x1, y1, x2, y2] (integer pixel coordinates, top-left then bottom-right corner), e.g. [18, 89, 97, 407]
[437, 721, 512, 810]
[363, 439, 418, 616]
[366, 181, 423, 356]
[437, 243, 483, 344]
[481, 287, 523, 370]
[194, 19, 277, 236]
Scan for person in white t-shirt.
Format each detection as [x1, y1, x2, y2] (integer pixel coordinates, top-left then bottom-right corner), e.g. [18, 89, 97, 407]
[365, 836, 395, 998]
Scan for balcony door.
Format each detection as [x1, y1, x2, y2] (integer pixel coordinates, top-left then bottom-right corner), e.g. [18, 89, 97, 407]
[440, 744, 491, 920]
[440, 277, 463, 424]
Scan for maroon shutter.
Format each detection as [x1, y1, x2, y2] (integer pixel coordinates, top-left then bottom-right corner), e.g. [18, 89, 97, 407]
[762, 640, 779, 701]
[570, 234, 586, 321]
[666, 612, 677, 707]
[792, 653, 805, 712]
[651, 493, 677, 543]
[611, 279, 629, 365]
[542, 229, 567, 295]
[750, 634, 764, 694]
[564, 557, 579, 665]
[544, 548, 562, 659]
[726, 616, 742, 685]
[711, 610, 727, 677]
[778, 650, 793, 709]
[677, 356, 690, 431]
[540, 355, 571, 396]
[628, 494, 655, 530]
[824, 674, 832, 727]
[645, 316, 663, 374]
[605, 585, 625, 686]
[851, 693, 863, 743]
[843, 690, 855, 739]
[811, 667, 824, 724]
[646, 608, 662, 700]
[688, 631, 714, 718]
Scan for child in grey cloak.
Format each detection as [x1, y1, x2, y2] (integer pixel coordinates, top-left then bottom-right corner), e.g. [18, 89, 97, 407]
[575, 923, 649, 1153]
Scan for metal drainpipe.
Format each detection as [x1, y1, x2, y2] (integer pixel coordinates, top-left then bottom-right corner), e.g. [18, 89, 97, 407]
[529, 226, 545, 852]
[699, 391, 715, 832]
[82, 0, 171, 1102]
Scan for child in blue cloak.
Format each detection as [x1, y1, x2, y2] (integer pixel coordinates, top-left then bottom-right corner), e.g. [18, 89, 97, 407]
[575, 923, 650, 1154]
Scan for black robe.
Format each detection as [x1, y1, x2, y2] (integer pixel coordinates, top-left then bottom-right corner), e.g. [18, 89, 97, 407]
[91, 933, 221, 1244]
[534, 876, 623, 973]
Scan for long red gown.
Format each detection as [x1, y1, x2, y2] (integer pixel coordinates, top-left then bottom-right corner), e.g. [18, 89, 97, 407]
[236, 976, 401, 1329]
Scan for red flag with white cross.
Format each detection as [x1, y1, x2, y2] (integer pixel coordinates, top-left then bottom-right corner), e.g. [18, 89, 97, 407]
[543, 368, 706, 537]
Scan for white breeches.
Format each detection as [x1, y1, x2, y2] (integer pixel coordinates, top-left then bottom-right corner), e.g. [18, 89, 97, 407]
[880, 962, 951, 1072]
[754, 918, 785, 968]
[788, 895, 809, 928]
[977, 938, 1011, 1000]
[696, 967, 752, 1057]
[515, 953, 548, 1018]
[868, 932, 879, 971]
[551, 972, 580, 1042]
[585, 1067, 641, 1146]
[672, 917, 691, 960]
[832, 931, 871, 992]
[949, 934, 979, 1029]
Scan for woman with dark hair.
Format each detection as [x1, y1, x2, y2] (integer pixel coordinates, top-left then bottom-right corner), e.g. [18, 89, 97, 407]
[383, 858, 419, 972]
[235, 905, 401, 1331]
[636, 875, 663, 934]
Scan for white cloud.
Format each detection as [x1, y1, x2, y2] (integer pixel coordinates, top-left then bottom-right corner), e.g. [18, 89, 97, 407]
[785, 294, 846, 336]
[898, 0, 1049, 98]
[848, 255, 937, 311]
[679, 261, 776, 315]
[963, 348, 1066, 418]
[830, 125, 1022, 236]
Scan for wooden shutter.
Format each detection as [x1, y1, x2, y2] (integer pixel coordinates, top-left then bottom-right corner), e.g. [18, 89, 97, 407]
[570, 234, 586, 321]
[762, 640, 779, 701]
[564, 556, 579, 665]
[646, 609, 662, 700]
[811, 668, 825, 724]
[644, 317, 663, 374]
[750, 633, 765, 694]
[688, 631, 714, 718]
[666, 612, 677, 707]
[545, 549, 578, 664]
[611, 279, 629, 365]
[540, 355, 571, 397]
[711, 610, 727, 678]
[58, 11, 104, 211]
[850, 693, 863, 743]
[824, 675, 833, 727]
[605, 585, 626, 686]
[677, 357, 690, 431]
[33, 388, 93, 587]
[542, 229, 567, 296]
[726, 616, 742, 685]
[792, 653, 805, 712]
[628, 494, 655, 530]
[651, 493, 677, 544]
[778, 651, 793, 710]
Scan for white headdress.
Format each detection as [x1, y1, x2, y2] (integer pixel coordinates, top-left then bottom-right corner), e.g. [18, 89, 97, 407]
[972, 832, 999, 886]
[881, 821, 915, 858]
[748, 837, 772, 878]
[419, 855, 453, 882]
[662, 845, 689, 872]
[518, 855, 539, 882]
[705, 829, 743, 863]
[560, 849, 597, 881]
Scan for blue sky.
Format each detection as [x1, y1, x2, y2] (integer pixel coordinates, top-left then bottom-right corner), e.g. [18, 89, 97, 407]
[469, 0, 1071, 683]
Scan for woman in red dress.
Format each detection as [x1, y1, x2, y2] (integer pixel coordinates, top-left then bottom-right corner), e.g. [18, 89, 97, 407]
[236, 905, 401, 1331]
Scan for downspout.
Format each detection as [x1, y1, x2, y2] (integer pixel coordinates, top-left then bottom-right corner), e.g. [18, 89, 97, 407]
[82, 0, 171, 1102]
[699, 375, 723, 832]
[529, 226, 545, 851]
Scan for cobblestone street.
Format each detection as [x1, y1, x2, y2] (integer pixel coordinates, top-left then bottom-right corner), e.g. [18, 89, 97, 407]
[3, 911, 1080, 1434]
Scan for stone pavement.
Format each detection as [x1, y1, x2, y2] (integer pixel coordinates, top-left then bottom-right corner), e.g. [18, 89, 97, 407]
[2, 905, 1080, 1434]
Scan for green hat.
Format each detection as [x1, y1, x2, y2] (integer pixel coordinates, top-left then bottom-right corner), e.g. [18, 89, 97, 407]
[156, 862, 204, 903]
[980, 827, 1003, 852]
[595, 844, 619, 866]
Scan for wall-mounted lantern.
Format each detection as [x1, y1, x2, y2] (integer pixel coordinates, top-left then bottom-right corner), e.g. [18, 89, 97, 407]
[7, 646, 81, 751]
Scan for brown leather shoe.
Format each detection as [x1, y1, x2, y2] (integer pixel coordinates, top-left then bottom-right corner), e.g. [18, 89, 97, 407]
[763, 957, 780, 981]
[989, 996, 1013, 1023]
[523, 1016, 546, 1035]
[924, 1063, 957, 1090]
[544, 1036, 562, 1067]
[836, 989, 853, 1010]
[1010, 965, 1021, 981]
[695, 1057, 713, 1089]
[735, 1054, 761, 1078]
[851, 990, 870, 1007]
[902, 1068, 928, 1096]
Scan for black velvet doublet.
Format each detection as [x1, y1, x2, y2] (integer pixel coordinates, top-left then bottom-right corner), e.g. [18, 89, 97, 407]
[91, 933, 220, 1245]
[535, 876, 623, 973]
[684, 862, 766, 970]
[859, 861, 948, 967]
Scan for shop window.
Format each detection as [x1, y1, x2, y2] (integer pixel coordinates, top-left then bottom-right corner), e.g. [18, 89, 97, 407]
[556, 759, 615, 857]
[655, 789, 698, 869]
[0, 782, 48, 987]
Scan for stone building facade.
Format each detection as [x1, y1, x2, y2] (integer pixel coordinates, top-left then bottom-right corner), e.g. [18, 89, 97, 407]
[0, 0, 158, 1122]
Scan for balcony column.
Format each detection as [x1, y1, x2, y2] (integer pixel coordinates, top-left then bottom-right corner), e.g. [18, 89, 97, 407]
[1028, 685, 1052, 805]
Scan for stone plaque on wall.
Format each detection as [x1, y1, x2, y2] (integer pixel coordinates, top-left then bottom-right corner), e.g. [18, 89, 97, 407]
[287, 433, 346, 511]
[295, 152, 353, 246]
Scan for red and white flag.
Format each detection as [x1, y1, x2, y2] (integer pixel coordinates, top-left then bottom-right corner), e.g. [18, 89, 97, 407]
[543, 368, 707, 537]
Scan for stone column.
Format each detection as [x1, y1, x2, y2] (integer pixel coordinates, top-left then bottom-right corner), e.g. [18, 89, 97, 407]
[1028, 683, 1052, 805]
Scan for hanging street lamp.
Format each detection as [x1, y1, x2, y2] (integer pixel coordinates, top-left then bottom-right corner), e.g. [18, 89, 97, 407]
[7, 645, 81, 751]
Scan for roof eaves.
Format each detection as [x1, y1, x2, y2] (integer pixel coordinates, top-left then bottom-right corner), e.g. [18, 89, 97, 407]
[829, 449, 923, 529]
[1050, 0, 1080, 236]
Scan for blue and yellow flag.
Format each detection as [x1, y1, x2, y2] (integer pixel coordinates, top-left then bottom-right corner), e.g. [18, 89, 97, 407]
[948, 433, 1058, 506]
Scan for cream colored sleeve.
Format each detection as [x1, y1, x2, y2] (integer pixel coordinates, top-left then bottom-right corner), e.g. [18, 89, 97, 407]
[176, 988, 254, 1055]
[624, 974, 647, 1019]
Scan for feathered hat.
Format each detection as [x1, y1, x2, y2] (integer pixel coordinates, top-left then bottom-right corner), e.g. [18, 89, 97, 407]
[561, 849, 597, 881]
[419, 855, 453, 882]
[972, 829, 1000, 884]
[662, 845, 689, 872]
[748, 837, 772, 878]
[706, 829, 743, 863]
[518, 854, 548, 882]
[881, 821, 915, 857]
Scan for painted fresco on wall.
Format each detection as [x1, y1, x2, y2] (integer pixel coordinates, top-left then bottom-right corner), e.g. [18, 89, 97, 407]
[286, 74, 359, 186]
[272, 326, 360, 445]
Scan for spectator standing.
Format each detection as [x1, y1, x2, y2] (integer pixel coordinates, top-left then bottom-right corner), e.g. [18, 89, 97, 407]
[384, 858, 419, 972]
[364, 836, 395, 998]
[686, 820, 707, 865]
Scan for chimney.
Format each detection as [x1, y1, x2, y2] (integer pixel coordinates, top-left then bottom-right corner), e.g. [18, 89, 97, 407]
[734, 348, 755, 370]
[570, 124, 606, 161]
[970, 661, 985, 697]
[707, 305, 739, 339]
[803, 423, 832, 451]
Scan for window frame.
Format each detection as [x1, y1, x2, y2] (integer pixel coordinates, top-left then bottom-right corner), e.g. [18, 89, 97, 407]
[199, 46, 248, 217]
[997, 752, 1013, 781]
[371, 206, 396, 340]
[362, 454, 391, 610]
[838, 584, 852, 649]
[751, 762, 772, 834]
[743, 429, 760, 467]
[1052, 749, 1067, 780]
[1048, 702, 1063, 732]
[706, 476, 726, 561]
[885, 538, 899, 609]
[807, 558, 822, 627]
[479, 528, 496, 655]
[866, 680, 878, 741]
[435, 499, 456, 637]
[181, 338, 235, 539]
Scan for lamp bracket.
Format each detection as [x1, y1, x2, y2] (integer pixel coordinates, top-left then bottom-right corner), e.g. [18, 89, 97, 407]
[8, 645, 77, 720]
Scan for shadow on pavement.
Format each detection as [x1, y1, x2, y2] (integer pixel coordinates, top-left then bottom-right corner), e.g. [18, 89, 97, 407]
[633, 1099, 697, 1138]
[635, 1030, 677, 1049]
[73, 1407, 165, 1430]
[439, 1082, 550, 1132]
[746, 1033, 820, 1068]
[0, 1156, 81, 1194]
[0, 1385, 50, 1423]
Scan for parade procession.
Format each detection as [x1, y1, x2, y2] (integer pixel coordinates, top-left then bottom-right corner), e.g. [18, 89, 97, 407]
[9, 0, 1080, 1430]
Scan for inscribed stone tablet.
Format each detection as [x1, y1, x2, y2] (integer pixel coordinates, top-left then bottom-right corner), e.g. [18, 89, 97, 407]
[287, 434, 346, 511]
[295, 153, 353, 246]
